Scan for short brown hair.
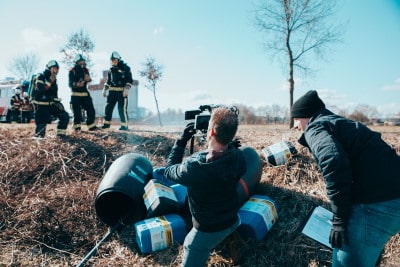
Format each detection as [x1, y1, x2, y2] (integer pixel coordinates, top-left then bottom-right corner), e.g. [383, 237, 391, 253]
[209, 106, 239, 145]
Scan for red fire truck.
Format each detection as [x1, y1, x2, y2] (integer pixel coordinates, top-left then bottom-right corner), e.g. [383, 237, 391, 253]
[0, 79, 30, 123]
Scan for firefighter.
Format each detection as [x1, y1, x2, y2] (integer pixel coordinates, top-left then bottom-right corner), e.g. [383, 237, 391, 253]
[68, 54, 98, 131]
[101, 51, 134, 131]
[20, 92, 33, 123]
[10, 87, 22, 123]
[32, 60, 69, 138]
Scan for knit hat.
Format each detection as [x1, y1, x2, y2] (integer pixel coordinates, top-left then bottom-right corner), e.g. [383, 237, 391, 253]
[291, 90, 325, 118]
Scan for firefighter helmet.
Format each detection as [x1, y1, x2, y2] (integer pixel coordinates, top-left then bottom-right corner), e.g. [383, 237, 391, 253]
[110, 51, 121, 60]
[46, 60, 59, 69]
[13, 87, 21, 95]
[74, 54, 85, 63]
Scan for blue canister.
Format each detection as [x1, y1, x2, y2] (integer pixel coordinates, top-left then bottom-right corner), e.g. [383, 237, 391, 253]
[262, 141, 297, 166]
[170, 183, 188, 208]
[152, 167, 188, 210]
[135, 214, 187, 253]
[238, 195, 278, 240]
[143, 179, 181, 218]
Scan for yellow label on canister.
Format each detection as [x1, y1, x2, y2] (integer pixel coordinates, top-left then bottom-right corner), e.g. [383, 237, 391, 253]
[241, 197, 278, 229]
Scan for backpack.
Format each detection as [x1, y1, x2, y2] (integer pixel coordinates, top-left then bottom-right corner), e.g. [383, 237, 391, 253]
[28, 73, 40, 100]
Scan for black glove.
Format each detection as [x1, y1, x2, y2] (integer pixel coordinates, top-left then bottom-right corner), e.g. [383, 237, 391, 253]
[329, 215, 348, 249]
[176, 122, 195, 148]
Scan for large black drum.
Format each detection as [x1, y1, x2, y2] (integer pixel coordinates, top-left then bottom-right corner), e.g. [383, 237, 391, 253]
[95, 153, 153, 227]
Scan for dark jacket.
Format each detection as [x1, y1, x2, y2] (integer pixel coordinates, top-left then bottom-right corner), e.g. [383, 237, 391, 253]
[106, 60, 133, 88]
[164, 144, 246, 232]
[69, 65, 90, 93]
[34, 69, 59, 102]
[298, 108, 400, 219]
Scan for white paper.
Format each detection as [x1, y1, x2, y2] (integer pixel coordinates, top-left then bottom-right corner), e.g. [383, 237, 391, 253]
[301, 206, 333, 248]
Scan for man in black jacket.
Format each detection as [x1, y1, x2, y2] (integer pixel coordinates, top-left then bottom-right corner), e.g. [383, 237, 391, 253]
[164, 106, 246, 267]
[292, 90, 400, 267]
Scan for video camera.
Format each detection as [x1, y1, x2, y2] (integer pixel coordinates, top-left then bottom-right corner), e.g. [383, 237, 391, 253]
[184, 105, 213, 131]
[184, 105, 214, 154]
[184, 104, 241, 154]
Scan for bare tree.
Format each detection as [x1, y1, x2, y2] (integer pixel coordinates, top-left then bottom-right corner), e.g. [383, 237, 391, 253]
[139, 57, 164, 126]
[8, 52, 40, 80]
[352, 104, 379, 121]
[60, 28, 95, 69]
[254, 0, 344, 127]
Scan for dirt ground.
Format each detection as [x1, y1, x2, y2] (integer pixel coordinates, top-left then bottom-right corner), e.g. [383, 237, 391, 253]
[0, 123, 399, 267]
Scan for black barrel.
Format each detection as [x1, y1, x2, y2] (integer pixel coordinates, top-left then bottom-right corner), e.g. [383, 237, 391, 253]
[237, 146, 263, 205]
[95, 153, 153, 227]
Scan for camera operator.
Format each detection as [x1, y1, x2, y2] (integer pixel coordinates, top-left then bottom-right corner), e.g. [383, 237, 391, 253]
[164, 106, 246, 267]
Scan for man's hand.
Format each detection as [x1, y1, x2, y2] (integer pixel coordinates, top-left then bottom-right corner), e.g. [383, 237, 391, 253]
[84, 74, 91, 82]
[102, 88, 108, 98]
[76, 80, 85, 87]
[123, 89, 129, 97]
[176, 122, 195, 147]
[123, 85, 130, 97]
[50, 74, 56, 83]
[329, 215, 348, 249]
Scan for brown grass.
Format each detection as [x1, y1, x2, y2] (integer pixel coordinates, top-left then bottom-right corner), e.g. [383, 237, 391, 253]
[0, 123, 399, 267]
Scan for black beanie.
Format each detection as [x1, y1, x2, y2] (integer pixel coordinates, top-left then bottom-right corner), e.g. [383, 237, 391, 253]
[291, 90, 325, 118]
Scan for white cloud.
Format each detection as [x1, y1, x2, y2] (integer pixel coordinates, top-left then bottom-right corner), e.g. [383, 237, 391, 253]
[21, 28, 63, 54]
[153, 26, 164, 36]
[381, 78, 400, 91]
[318, 88, 347, 101]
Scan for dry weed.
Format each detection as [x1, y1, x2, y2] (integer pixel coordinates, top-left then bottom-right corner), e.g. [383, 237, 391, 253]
[0, 123, 398, 267]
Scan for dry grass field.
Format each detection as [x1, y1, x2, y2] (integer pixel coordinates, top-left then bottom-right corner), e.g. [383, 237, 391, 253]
[0, 123, 399, 267]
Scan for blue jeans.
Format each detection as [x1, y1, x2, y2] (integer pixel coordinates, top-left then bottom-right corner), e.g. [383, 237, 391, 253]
[333, 198, 400, 267]
[181, 218, 240, 267]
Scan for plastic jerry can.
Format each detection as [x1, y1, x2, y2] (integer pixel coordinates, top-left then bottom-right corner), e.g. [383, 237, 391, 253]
[170, 183, 188, 208]
[152, 167, 176, 186]
[152, 167, 188, 208]
[143, 179, 181, 218]
[238, 195, 278, 240]
[262, 141, 297, 166]
[135, 214, 187, 253]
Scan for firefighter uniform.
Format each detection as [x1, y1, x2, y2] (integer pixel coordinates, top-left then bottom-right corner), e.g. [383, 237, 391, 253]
[32, 60, 69, 138]
[10, 88, 22, 123]
[21, 92, 33, 123]
[69, 54, 97, 131]
[102, 51, 133, 131]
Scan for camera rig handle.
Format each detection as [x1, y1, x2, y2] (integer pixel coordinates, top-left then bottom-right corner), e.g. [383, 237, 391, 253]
[190, 136, 195, 154]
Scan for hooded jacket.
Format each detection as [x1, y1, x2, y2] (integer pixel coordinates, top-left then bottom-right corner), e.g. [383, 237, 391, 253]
[298, 108, 400, 219]
[164, 144, 246, 232]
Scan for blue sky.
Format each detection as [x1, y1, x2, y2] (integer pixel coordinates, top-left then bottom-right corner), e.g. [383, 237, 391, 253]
[0, 0, 399, 117]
